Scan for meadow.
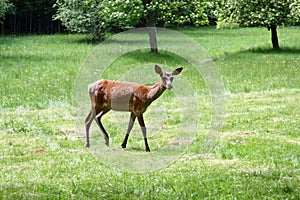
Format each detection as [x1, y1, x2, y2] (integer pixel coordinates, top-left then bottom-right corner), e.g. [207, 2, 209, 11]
[0, 26, 299, 199]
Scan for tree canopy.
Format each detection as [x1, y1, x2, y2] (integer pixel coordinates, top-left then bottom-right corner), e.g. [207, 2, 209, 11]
[53, 0, 215, 40]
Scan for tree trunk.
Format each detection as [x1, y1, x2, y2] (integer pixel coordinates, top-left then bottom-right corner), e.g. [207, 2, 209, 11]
[270, 25, 279, 49]
[147, 27, 158, 53]
[142, 0, 158, 52]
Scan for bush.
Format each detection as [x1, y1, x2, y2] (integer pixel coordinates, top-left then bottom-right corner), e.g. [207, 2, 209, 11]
[53, 0, 143, 40]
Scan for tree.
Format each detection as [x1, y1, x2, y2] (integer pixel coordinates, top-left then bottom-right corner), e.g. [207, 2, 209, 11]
[141, 0, 212, 52]
[0, 0, 14, 24]
[142, 0, 157, 52]
[217, 0, 300, 49]
[53, 0, 213, 42]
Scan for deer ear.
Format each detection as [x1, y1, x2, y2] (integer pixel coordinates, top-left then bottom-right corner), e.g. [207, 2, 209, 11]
[173, 67, 183, 75]
[155, 65, 163, 75]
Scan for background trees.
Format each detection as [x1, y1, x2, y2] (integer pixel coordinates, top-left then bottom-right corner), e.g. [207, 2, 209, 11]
[1, 0, 62, 34]
[53, 0, 214, 41]
[218, 0, 300, 49]
[1, 0, 300, 50]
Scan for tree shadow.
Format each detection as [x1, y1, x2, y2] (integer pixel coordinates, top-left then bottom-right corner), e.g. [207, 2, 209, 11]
[72, 30, 148, 45]
[72, 36, 101, 44]
[212, 45, 300, 62]
[248, 46, 300, 55]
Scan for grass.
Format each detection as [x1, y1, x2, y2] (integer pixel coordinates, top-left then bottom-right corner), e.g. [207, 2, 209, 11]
[0, 26, 300, 199]
[0, 34, 94, 108]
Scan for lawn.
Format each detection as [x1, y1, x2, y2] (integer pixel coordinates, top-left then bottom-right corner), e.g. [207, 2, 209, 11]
[0, 26, 299, 199]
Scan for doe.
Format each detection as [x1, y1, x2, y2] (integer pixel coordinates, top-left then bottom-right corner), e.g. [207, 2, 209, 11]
[85, 65, 183, 152]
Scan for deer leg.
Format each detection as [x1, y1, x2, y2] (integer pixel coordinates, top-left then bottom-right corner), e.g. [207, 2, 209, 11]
[121, 112, 136, 149]
[137, 114, 150, 152]
[95, 109, 110, 146]
[85, 109, 95, 148]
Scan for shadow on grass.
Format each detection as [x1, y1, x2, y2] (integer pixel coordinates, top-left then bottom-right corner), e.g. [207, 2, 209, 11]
[72, 36, 101, 44]
[214, 46, 300, 61]
[249, 46, 300, 54]
[72, 35, 149, 46]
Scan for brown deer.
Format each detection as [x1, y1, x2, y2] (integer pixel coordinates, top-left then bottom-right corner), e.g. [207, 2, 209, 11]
[85, 65, 183, 152]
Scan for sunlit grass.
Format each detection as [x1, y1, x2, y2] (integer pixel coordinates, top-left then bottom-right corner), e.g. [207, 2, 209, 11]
[0, 27, 299, 199]
[0, 34, 95, 108]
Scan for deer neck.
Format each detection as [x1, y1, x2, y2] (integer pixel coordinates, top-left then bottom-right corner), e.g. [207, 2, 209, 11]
[148, 79, 166, 102]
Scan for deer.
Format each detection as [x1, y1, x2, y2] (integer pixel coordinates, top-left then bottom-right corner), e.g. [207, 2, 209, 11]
[85, 65, 183, 152]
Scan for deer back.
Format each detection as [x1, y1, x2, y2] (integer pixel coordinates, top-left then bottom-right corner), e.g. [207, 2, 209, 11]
[95, 80, 150, 112]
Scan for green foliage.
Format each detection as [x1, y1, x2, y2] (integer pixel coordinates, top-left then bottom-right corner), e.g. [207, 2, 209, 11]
[0, 0, 14, 23]
[101, 0, 143, 31]
[53, 0, 214, 40]
[53, 0, 143, 40]
[53, 0, 103, 39]
[144, 0, 211, 26]
[217, 0, 300, 28]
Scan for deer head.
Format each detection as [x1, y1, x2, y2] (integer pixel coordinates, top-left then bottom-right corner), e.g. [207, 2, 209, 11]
[155, 65, 183, 90]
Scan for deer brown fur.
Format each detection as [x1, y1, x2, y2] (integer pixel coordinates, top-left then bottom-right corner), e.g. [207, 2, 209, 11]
[85, 65, 183, 152]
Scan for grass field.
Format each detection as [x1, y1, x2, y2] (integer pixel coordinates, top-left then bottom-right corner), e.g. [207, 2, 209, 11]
[0, 26, 299, 199]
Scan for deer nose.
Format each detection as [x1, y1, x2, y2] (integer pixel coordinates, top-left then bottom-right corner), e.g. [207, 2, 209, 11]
[167, 84, 173, 90]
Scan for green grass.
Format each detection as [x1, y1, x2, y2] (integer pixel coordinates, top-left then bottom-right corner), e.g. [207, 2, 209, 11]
[1, 27, 300, 199]
[0, 34, 94, 108]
